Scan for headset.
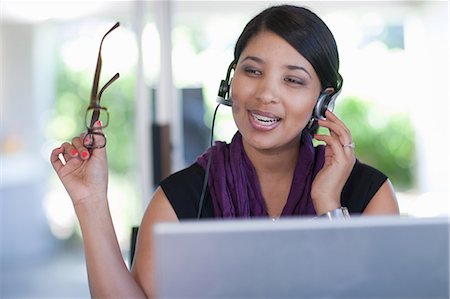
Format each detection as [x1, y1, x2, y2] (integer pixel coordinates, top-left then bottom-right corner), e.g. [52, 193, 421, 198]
[313, 89, 339, 120]
[216, 60, 341, 122]
[197, 61, 342, 219]
[216, 61, 236, 107]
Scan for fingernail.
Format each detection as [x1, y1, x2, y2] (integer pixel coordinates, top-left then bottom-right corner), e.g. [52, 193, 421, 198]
[71, 149, 78, 156]
[84, 136, 90, 143]
[314, 134, 319, 139]
[95, 120, 102, 127]
[81, 151, 89, 158]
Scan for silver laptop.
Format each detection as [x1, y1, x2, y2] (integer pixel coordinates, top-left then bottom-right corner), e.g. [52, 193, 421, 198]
[153, 216, 449, 299]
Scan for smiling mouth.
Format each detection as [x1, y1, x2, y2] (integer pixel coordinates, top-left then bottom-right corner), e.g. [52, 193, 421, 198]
[251, 111, 281, 125]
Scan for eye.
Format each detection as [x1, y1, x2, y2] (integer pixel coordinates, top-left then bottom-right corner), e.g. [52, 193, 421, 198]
[244, 67, 262, 77]
[284, 76, 304, 86]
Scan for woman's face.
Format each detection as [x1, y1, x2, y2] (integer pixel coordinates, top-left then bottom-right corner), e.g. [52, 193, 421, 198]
[231, 30, 322, 153]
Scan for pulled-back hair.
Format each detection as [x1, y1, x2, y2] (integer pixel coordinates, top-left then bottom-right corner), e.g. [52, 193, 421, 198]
[234, 5, 343, 94]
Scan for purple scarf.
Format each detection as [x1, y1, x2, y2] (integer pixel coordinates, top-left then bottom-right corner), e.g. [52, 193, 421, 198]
[196, 131, 325, 218]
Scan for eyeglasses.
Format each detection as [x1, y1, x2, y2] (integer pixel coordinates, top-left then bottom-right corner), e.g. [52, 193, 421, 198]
[83, 22, 120, 149]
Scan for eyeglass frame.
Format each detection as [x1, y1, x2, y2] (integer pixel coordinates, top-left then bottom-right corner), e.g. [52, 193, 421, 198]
[83, 21, 120, 149]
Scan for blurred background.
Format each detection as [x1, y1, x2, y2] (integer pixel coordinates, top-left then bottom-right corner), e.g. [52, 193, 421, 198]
[1, 0, 449, 298]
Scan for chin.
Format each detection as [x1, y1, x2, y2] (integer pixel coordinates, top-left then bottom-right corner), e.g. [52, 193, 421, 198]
[243, 132, 298, 153]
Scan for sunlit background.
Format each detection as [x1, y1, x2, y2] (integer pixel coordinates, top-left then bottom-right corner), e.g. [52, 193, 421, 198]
[1, 0, 449, 298]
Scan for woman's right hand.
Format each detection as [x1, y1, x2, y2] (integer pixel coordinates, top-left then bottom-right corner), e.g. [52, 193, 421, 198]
[50, 127, 108, 207]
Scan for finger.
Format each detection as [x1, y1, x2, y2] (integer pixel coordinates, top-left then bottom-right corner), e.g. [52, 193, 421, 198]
[320, 111, 350, 136]
[319, 118, 351, 141]
[324, 109, 347, 127]
[85, 120, 107, 157]
[314, 133, 346, 161]
[319, 111, 352, 145]
[50, 145, 65, 172]
[61, 142, 79, 159]
[342, 142, 356, 153]
[319, 133, 355, 158]
[319, 119, 350, 144]
[72, 136, 90, 160]
[92, 119, 104, 131]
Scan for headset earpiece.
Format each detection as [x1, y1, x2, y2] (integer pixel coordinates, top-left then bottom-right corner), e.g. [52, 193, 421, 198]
[216, 61, 236, 106]
[217, 79, 232, 106]
[313, 90, 333, 120]
[312, 88, 340, 120]
[308, 88, 341, 130]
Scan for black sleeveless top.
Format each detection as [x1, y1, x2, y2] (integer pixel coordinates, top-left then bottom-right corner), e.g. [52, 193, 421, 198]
[160, 160, 387, 220]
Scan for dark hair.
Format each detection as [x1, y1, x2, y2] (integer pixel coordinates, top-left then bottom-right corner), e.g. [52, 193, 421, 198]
[234, 5, 343, 94]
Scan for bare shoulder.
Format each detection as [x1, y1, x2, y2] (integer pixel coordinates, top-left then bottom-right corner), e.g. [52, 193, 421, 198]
[363, 179, 399, 215]
[131, 187, 179, 298]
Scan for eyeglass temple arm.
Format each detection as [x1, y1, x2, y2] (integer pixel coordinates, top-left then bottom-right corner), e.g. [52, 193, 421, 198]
[89, 72, 119, 128]
[90, 22, 120, 105]
[98, 73, 120, 102]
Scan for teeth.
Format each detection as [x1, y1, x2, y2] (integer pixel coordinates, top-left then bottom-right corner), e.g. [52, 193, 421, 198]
[252, 112, 280, 124]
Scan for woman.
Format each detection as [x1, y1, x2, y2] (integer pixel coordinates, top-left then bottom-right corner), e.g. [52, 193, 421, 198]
[50, 5, 399, 298]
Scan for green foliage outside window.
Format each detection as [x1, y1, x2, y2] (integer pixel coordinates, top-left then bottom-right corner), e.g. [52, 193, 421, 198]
[332, 97, 416, 190]
[49, 58, 141, 242]
[51, 62, 136, 174]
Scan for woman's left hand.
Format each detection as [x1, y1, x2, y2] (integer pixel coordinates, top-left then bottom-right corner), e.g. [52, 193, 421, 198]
[311, 110, 356, 215]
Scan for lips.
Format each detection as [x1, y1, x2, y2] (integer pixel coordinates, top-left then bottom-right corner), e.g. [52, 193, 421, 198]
[249, 110, 281, 130]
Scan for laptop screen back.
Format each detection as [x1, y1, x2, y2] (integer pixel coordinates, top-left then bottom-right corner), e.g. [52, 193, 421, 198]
[154, 216, 449, 299]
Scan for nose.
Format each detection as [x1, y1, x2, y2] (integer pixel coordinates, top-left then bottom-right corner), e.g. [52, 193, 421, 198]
[255, 75, 279, 104]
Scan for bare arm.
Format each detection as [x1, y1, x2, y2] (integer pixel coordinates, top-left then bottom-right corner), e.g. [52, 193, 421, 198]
[50, 131, 178, 298]
[75, 188, 178, 299]
[75, 198, 147, 298]
[50, 133, 147, 298]
[131, 187, 179, 297]
[362, 179, 399, 215]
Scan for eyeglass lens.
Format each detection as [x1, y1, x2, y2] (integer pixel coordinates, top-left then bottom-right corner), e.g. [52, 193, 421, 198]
[83, 131, 106, 149]
[86, 107, 109, 129]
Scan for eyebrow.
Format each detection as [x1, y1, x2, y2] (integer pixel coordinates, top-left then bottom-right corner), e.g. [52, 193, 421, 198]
[241, 55, 312, 79]
[286, 65, 312, 79]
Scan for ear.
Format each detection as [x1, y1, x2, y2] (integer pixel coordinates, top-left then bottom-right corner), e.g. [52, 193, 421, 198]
[323, 87, 335, 95]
